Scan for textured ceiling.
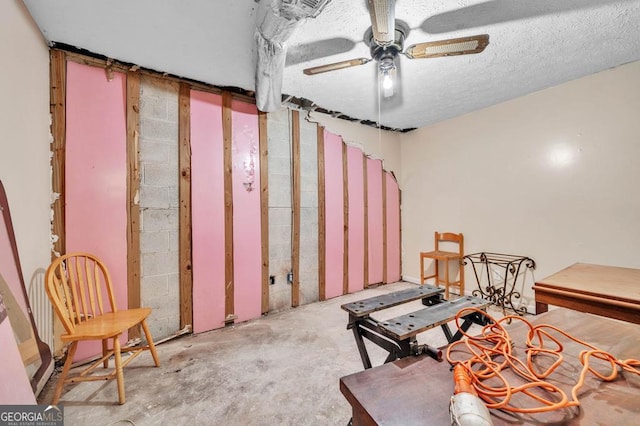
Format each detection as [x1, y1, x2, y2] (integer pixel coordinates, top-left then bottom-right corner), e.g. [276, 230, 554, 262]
[23, 0, 640, 131]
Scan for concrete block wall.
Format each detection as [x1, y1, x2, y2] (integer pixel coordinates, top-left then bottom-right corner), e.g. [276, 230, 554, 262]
[298, 113, 319, 304]
[267, 108, 293, 311]
[139, 76, 180, 339]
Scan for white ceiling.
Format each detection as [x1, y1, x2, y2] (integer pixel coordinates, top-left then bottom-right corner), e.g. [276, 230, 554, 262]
[23, 0, 640, 131]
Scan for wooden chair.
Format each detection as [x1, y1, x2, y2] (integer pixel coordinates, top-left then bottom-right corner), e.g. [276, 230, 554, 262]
[45, 252, 160, 404]
[420, 232, 464, 299]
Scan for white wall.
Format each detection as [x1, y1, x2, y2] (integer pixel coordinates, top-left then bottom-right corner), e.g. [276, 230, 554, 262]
[0, 2, 51, 291]
[401, 61, 640, 307]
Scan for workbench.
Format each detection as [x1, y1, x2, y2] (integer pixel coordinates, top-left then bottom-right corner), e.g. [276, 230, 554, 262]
[340, 308, 640, 425]
[341, 284, 489, 369]
[533, 262, 640, 324]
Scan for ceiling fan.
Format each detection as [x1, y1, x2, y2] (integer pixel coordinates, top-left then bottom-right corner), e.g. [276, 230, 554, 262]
[302, 0, 489, 97]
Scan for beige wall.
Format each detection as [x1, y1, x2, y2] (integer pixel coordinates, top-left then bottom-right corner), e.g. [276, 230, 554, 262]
[0, 2, 51, 286]
[401, 61, 640, 309]
[308, 111, 402, 178]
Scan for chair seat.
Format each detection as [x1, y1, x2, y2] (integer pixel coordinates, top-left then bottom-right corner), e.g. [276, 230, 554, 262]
[421, 250, 462, 261]
[61, 308, 152, 342]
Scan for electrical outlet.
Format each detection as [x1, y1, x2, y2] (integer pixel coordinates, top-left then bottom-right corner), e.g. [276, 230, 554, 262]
[269, 275, 275, 285]
[287, 272, 293, 284]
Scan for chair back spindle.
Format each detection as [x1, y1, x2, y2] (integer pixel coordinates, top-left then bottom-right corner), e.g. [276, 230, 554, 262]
[46, 253, 117, 334]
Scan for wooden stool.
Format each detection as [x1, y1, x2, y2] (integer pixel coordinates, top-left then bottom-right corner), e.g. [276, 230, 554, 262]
[420, 232, 464, 299]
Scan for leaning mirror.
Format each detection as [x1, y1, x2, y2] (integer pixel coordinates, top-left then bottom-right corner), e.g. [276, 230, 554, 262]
[0, 180, 52, 394]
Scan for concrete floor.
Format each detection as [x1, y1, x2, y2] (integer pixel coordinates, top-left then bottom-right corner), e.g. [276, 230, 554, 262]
[38, 282, 491, 426]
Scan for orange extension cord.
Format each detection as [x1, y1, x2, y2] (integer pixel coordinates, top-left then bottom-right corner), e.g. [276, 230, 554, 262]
[446, 307, 640, 414]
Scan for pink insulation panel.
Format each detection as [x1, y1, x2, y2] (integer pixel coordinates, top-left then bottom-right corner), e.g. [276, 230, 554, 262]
[65, 61, 128, 361]
[323, 131, 345, 299]
[385, 173, 401, 283]
[231, 100, 262, 323]
[347, 146, 365, 293]
[367, 158, 384, 285]
[190, 90, 226, 333]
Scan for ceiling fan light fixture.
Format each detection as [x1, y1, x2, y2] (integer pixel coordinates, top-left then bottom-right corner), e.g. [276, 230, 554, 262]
[368, 0, 396, 45]
[382, 73, 393, 90]
[378, 56, 395, 73]
[378, 56, 396, 98]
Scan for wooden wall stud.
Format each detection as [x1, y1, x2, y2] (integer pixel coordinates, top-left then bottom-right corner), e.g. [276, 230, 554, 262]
[317, 126, 326, 300]
[259, 111, 269, 313]
[291, 110, 301, 307]
[178, 83, 193, 330]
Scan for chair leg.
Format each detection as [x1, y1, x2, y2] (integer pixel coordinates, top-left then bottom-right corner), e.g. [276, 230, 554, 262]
[113, 336, 125, 404]
[102, 339, 109, 368]
[444, 259, 450, 300]
[420, 254, 425, 284]
[52, 341, 78, 404]
[459, 259, 465, 296]
[141, 320, 160, 367]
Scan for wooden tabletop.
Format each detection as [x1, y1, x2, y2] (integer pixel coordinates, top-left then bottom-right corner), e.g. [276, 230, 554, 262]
[534, 262, 640, 303]
[340, 308, 640, 425]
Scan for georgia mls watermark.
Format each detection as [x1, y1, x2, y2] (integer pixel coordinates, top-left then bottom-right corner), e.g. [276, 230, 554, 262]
[0, 405, 63, 426]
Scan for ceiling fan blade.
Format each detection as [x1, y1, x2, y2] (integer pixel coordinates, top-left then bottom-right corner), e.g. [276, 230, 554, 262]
[405, 34, 489, 59]
[286, 37, 357, 67]
[303, 58, 371, 75]
[368, 0, 396, 45]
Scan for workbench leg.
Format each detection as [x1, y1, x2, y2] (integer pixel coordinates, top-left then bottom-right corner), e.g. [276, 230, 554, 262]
[441, 323, 454, 342]
[448, 318, 475, 343]
[383, 340, 411, 364]
[441, 316, 478, 344]
[352, 325, 372, 369]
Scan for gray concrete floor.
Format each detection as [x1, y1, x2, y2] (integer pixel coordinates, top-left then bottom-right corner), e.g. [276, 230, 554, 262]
[38, 282, 495, 426]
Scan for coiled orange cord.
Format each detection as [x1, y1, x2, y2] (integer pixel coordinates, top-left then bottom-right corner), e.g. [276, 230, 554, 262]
[446, 307, 640, 414]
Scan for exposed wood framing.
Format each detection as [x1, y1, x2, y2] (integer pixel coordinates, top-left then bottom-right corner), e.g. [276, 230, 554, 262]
[178, 83, 193, 330]
[259, 111, 270, 314]
[317, 126, 326, 300]
[126, 71, 142, 339]
[363, 154, 369, 288]
[342, 142, 349, 295]
[291, 110, 301, 307]
[62, 50, 256, 105]
[382, 171, 388, 284]
[49, 49, 67, 355]
[223, 92, 235, 322]
[50, 50, 66, 260]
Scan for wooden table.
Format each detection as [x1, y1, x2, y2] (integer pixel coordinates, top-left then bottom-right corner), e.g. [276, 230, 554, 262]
[533, 263, 640, 324]
[340, 308, 640, 425]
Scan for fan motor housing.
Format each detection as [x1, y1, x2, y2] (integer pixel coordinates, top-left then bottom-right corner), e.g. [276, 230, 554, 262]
[367, 25, 406, 62]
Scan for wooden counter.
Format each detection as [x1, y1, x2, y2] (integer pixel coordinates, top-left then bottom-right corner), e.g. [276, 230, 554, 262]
[533, 263, 640, 324]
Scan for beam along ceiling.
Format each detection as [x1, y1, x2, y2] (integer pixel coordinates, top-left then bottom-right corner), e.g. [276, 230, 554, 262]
[23, 0, 640, 131]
